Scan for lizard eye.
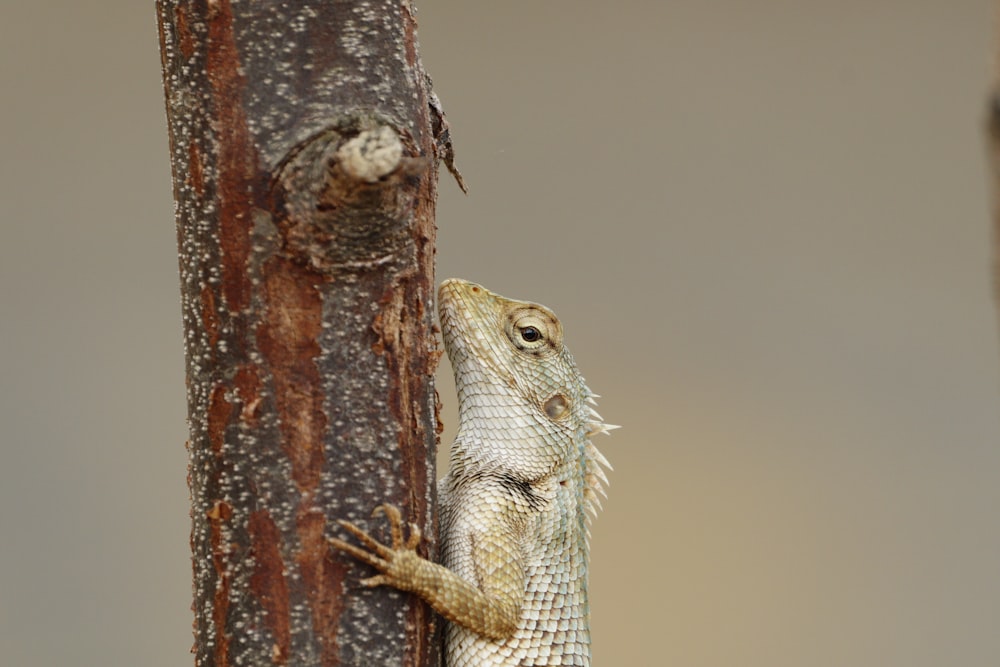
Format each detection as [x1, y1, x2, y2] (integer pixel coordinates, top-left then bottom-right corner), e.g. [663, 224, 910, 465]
[520, 326, 541, 342]
[505, 306, 561, 354]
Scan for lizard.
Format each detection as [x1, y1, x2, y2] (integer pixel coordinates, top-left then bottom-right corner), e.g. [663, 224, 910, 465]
[329, 278, 615, 666]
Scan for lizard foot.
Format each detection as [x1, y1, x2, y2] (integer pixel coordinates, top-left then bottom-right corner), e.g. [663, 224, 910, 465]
[329, 503, 424, 588]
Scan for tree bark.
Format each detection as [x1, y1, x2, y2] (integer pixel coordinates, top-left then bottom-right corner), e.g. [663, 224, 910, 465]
[156, 2, 447, 665]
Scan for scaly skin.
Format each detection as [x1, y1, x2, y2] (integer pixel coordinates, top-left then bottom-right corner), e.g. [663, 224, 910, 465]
[330, 279, 614, 666]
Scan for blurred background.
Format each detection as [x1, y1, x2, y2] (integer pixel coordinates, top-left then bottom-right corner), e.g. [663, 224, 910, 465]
[1, 1, 998, 665]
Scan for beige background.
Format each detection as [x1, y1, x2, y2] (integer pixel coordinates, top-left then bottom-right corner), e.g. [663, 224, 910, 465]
[2, 1, 999, 665]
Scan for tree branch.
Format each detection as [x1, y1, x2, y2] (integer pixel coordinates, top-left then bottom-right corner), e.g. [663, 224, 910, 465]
[156, 1, 446, 664]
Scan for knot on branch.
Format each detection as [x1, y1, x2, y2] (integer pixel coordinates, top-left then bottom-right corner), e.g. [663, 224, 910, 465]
[337, 125, 405, 183]
[272, 113, 428, 273]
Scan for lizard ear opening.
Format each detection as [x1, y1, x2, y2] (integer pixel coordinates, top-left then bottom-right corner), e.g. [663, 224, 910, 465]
[543, 394, 571, 421]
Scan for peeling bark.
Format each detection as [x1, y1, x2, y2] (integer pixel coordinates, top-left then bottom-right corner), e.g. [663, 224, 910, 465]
[156, 2, 446, 665]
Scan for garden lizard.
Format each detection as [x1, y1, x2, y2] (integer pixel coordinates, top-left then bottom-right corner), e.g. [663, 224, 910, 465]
[329, 279, 614, 666]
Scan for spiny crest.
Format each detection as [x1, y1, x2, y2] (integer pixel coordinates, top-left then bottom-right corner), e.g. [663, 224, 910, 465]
[581, 385, 617, 533]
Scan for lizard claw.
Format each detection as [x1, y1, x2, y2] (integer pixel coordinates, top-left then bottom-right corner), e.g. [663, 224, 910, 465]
[329, 503, 424, 589]
[370, 503, 421, 550]
[359, 574, 392, 588]
[405, 521, 422, 550]
[372, 503, 405, 549]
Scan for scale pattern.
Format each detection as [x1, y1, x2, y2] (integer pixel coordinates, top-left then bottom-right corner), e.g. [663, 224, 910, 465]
[330, 279, 613, 666]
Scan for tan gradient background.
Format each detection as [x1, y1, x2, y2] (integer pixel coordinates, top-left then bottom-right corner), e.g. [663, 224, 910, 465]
[1, 1, 998, 665]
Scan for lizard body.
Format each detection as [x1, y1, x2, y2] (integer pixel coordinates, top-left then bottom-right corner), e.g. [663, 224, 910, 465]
[330, 279, 614, 666]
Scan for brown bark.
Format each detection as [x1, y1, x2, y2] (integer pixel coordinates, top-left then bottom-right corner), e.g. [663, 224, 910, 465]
[156, 2, 449, 665]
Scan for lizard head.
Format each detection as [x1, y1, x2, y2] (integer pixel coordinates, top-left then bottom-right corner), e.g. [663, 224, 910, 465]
[438, 278, 589, 434]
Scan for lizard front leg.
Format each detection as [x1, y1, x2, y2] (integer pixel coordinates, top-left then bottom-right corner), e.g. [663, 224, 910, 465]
[330, 503, 522, 640]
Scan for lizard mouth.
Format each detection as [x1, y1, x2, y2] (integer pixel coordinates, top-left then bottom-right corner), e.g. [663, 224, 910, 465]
[437, 278, 520, 385]
[438, 278, 489, 360]
[437, 278, 487, 334]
